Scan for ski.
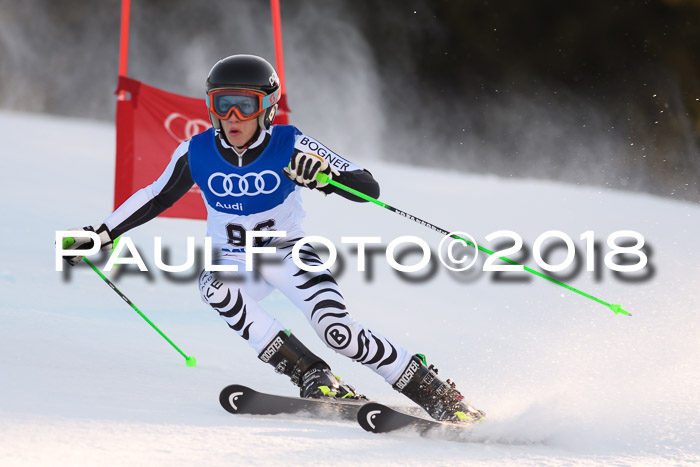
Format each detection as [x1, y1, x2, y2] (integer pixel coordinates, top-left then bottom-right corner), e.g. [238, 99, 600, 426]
[219, 384, 366, 421]
[357, 402, 476, 439]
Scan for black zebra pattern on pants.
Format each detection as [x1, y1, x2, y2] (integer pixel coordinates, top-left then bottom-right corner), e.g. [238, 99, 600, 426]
[198, 239, 411, 383]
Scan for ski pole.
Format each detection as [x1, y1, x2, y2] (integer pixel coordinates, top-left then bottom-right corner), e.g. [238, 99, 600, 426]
[316, 173, 630, 316]
[62, 237, 198, 366]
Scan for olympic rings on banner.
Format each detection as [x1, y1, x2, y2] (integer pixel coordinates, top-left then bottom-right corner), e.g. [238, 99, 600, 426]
[164, 113, 210, 143]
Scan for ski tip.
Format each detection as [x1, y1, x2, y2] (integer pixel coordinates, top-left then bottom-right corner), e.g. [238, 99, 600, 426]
[219, 385, 250, 415]
[186, 356, 197, 367]
[357, 402, 385, 433]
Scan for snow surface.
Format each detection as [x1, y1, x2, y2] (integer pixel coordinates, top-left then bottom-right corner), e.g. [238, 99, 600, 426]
[1, 111, 699, 466]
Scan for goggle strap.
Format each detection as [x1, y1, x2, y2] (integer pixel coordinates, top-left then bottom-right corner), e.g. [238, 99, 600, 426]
[262, 88, 281, 109]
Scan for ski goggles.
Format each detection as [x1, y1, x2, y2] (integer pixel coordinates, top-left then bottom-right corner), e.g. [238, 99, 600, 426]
[206, 88, 281, 121]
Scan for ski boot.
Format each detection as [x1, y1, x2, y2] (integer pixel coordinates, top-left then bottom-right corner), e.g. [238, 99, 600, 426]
[258, 331, 364, 400]
[393, 354, 485, 422]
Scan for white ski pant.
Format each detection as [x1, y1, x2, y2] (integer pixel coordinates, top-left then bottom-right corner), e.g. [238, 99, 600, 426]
[198, 240, 411, 384]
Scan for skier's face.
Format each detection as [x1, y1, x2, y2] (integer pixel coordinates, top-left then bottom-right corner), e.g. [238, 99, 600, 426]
[221, 113, 258, 148]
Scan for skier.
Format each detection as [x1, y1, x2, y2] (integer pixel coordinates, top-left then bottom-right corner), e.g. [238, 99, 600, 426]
[63, 54, 484, 422]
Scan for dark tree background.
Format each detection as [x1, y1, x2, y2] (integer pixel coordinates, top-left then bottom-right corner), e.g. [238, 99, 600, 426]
[1, 0, 698, 201]
[351, 0, 700, 201]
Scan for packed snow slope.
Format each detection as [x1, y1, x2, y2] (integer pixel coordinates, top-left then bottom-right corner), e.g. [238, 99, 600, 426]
[1, 111, 699, 466]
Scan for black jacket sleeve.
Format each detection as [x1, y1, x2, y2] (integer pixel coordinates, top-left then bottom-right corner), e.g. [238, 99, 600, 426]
[320, 169, 380, 202]
[107, 151, 194, 238]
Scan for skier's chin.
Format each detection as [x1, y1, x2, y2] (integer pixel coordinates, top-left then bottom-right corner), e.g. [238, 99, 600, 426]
[227, 129, 243, 145]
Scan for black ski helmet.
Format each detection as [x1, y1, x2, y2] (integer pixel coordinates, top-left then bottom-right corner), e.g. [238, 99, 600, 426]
[206, 54, 281, 131]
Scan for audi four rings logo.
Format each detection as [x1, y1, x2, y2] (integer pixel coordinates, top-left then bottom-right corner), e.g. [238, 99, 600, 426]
[164, 113, 210, 143]
[208, 171, 281, 197]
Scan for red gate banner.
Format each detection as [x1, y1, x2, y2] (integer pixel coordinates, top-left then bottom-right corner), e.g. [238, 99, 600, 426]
[114, 76, 210, 219]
